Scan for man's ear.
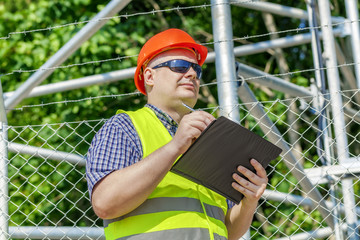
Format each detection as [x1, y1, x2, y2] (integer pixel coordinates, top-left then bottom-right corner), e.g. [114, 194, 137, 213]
[143, 67, 155, 87]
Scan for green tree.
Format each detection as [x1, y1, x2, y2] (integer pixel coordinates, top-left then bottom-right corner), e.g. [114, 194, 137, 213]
[1, 0, 359, 239]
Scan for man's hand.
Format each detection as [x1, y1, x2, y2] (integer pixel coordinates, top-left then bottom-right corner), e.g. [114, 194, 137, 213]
[231, 159, 268, 205]
[169, 111, 215, 155]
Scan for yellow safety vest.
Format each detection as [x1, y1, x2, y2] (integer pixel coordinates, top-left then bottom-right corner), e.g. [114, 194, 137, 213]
[104, 107, 228, 240]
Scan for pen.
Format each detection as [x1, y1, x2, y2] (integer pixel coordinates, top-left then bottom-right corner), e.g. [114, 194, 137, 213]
[182, 102, 196, 112]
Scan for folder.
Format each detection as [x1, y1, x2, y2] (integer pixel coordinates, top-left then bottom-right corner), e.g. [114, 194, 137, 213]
[171, 116, 282, 204]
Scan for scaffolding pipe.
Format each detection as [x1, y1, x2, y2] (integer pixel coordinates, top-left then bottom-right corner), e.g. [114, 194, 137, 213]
[211, 1, 244, 238]
[3, 29, 345, 101]
[7, 143, 86, 166]
[236, 62, 360, 122]
[3, 68, 134, 100]
[5, 62, 360, 124]
[345, 0, 360, 89]
[306, 2, 343, 239]
[304, 157, 360, 184]
[211, 0, 240, 121]
[236, 62, 312, 97]
[9, 226, 104, 240]
[263, 189, 360, 216]
[0, 80, 8, 240]
[318, 1, 359, 239]
[230, 0, 344, 23]
[206, 27, 344, 62]
[275, 224, 352, 240]
[4, 0, 132, 112]
[237, 81, 334, 229]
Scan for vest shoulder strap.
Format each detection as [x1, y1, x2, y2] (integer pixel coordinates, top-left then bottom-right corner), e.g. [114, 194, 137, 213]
[117, 107, 172, 158]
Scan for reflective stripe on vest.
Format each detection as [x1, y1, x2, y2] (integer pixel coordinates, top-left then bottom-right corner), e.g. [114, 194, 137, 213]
[105, 107, 228, 240]
[114, 229, 228, 240]
[104, 197, 225, 227]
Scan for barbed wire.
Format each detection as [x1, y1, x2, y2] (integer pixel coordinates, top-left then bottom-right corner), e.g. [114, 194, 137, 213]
[6, 61, 359, 111]
[204, 18, 356, 46]
[0, 1, 357, 78]
[201, 61, 360, 88]
[9, 91, 141, 111]
[6, 88, 358, 127]
[0, 1, 251, 40]
[2, 1, 359, 113]
[0, 20, 352, 79]
[8, 118, 108, 129]
[0, 55, 138, 78]
[2, 0, 354, 42]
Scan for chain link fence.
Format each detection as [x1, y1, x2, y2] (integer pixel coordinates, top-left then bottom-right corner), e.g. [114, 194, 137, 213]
[2, 88, 359, 239]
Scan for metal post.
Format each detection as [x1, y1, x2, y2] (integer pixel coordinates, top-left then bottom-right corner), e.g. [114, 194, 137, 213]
[306, 2, 343, 239]
[0, 79, 8, 240]
[211, 0, 240, 122]
[345, 0, 360, 89]
[237, 81, 335, 229]
[4, 0, 132, 111]
[318, 0, 358, 238]
[211, 1, 243, 238]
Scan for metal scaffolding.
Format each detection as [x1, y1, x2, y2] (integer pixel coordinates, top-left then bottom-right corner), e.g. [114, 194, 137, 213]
[0, 1, 359, 239]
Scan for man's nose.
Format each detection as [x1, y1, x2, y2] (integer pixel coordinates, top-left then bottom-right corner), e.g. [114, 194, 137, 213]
[184, 66, 197, 79]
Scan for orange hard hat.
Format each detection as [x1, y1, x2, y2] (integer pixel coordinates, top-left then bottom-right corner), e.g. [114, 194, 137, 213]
[134, 28, 208, 95]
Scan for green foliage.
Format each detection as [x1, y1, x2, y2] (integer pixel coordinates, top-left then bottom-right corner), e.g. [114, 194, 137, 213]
[1, 0, 359, 238]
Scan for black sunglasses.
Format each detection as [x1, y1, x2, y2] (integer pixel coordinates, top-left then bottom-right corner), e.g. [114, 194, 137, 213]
[152, 59, 202, 79]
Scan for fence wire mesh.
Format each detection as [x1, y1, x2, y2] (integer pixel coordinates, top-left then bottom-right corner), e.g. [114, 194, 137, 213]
[2, 88, 359, 239]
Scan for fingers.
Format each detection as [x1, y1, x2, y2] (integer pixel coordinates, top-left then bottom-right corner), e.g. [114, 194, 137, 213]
[171, 111, 215, 154]
[251, 159, 268, 178]
[232, 159, 268, 200]
[181, 111, 215, 134]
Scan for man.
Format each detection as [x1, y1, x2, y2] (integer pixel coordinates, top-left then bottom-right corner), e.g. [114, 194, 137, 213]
[86, 28, 268, 240]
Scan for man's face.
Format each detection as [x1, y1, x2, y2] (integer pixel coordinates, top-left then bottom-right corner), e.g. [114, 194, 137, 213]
[145, 48, 200, 107]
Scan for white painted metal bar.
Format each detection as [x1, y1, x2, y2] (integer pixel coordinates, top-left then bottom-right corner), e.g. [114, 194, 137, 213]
[306, 2, 343, 239]
[318, 1, 359, 238]
[345, 0, 360, 89]
[3, 68, 134, 100]
[9, 226, 104, 240]
[206, 27, 344, 63]
[211, 1, 244, 239]
[211, 0, 240, 122]
[304, 157, 360, 185]
[263, 189, 360, 216]
[7, 142, 86, 166]
[230, 0, 344, 23]
[236, 62, 313, 98]
[4, 0, 132, 112]
[275, 225, 350, 240]
[0, 80, 8, 240]
[237, 62, 360, 122]
[4, 29, 346, 102]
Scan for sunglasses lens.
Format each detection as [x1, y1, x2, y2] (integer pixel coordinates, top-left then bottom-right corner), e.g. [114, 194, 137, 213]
[169, 60, 190, 73]
[192, 65, 202, 79]
[172, 60, 202, 79]
[171, 66, 189, 73]
[155, 59, 202, 79]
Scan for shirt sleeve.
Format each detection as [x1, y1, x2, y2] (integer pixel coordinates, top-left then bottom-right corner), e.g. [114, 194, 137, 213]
[227, 199, 235, 209]
[85, 113, 142, 199]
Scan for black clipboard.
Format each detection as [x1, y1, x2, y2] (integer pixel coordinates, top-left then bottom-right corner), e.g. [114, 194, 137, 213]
[171, 116, 282, 204]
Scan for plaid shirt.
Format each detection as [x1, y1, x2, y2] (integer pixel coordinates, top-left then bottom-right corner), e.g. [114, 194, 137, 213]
[86, 104, 234, 208]
[86, 104, 177, 198]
